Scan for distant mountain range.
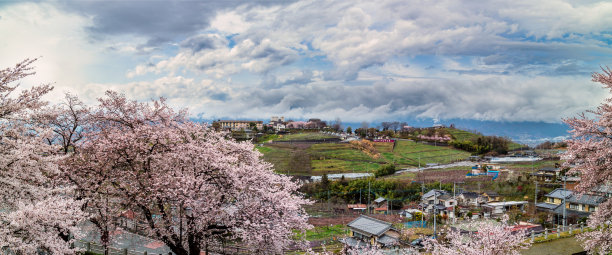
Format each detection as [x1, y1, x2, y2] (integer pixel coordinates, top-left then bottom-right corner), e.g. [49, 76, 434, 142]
[196, 117, 570, 147]
[344, 119, 570, 146]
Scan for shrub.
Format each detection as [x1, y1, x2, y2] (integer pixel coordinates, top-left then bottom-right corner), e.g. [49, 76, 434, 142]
[375, 164, 396, 177]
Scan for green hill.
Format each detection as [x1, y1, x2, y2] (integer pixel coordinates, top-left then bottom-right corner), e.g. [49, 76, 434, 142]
[256, 138, 470, 176]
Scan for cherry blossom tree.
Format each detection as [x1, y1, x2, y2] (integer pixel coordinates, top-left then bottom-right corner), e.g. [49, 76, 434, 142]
[39, 93, 91, 153]
[0, 59, 85, 254]
[564, 67, 612, 254]
[424, 215, 530, 255]
[64, 91, 312, 255]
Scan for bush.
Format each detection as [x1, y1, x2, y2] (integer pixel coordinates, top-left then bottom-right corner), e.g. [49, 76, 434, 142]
[374, 164, 396, 177]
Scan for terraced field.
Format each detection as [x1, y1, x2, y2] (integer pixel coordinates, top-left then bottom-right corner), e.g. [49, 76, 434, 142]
[257, 135, 471, 176]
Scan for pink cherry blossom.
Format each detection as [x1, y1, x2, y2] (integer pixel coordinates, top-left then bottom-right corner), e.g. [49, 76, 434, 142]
[0, 59, 85, 254]
[564, 66, 612, 254]
[63, 91, 312, 255]
[424, 215, 531, 255]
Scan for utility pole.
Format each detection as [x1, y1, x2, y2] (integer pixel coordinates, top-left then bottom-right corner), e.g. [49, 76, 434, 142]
[433, 190, 437, 239]
[368, 177, 371, 214]
[563, 176, 567, 227]
[421, 170, 425, 228]
[534, 181, 538, 219]
[453, 182, 456, 224]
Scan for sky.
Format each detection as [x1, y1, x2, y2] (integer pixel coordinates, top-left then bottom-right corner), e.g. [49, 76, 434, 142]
[1, 0, 612, 141]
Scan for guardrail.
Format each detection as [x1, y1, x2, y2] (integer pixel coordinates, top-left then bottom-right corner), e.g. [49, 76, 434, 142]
[73, 240, 170, 255]
[526, 222, 601, 243]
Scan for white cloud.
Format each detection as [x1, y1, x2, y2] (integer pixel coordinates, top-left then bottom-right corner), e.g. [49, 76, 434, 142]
[3, 0, 612, 126]
[0, 3, 95, 91]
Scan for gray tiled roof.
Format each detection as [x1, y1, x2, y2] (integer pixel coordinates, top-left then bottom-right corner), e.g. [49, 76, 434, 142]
[340, 237, 369, 248]
[567, 193, 605, 206]
[423, 189, 447, 199]
[593, 184, 612, 194]
[536, 202, 560, 210]
[546, 188, 573, 199]
[459, 192, 479, 199]
[438, 194, 452, 200]
[434, 204, 447, 210]
[347, 215, 392, 237]
[377, 235, 398, 246]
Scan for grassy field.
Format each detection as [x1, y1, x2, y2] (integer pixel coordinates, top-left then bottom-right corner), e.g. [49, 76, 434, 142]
[521, 236, 584, 255]
[295, 224, 348, 241]
[502, 160, 560, 172]
[447, 128, 480, 141]
[389, 140, 471, 167]
[257, 138, 472, 176]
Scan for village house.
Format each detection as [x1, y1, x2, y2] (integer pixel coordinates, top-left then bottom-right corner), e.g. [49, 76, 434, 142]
[421, 190, 456, 217]
[371, 197, 388, 214]
[481, 201, 528, 217]
[480, 191, 501, 203]
[457, 191, 482, 207]
[342, 215, 400, 248]
[530, 167, 561, 182]
[536, 188, 605, 224]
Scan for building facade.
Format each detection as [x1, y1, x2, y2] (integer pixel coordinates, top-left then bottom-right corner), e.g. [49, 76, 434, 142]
[215, 120, 263, 131]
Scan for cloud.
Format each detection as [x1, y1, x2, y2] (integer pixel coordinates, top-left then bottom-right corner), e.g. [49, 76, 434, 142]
[57, 1, 295, 46]
[130, 0, 612, 82]
[0, 2, 98, 95]
[90, 73, 603, 123]
[3, 0, 612, 126]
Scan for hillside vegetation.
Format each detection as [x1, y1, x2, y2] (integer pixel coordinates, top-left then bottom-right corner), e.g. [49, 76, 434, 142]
[257, 134, 470, 176]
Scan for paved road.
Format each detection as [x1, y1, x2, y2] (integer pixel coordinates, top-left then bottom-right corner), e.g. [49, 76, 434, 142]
[396, 161, 475, 174]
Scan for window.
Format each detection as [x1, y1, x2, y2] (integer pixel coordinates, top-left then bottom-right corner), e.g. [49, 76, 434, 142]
[548, 197, 554, 203]
[569, 203, 578, 210]
[589, 206, 596, 212]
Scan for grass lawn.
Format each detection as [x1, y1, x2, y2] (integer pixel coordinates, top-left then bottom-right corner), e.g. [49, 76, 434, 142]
[309, 143, 387, 163]
[257, 134, 280, 143]
[521, 236, 584, 255]
[297, 225, 348, 241]
[389, 140, 471, 167]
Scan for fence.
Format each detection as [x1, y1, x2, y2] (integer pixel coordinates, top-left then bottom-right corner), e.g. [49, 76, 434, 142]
[404, 221, 428, 228]
[74, 240, 148, 255]
[526, 222, 598, 243]
[73, 240, 285, 255]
